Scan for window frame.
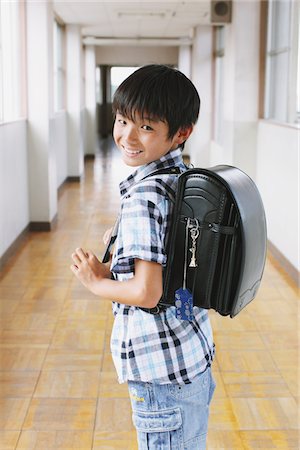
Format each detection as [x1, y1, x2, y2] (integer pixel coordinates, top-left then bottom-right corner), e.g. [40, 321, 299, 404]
[263, 0, 299, 124]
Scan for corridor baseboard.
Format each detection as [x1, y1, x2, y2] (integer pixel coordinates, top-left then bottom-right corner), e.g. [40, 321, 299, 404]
[84, 154, 95, 160]
[29, 214, 58, 232]
[0, 224, 30, 272]
[1, 215, 58, 272]
[58, 176, 81, 199]
[66, 176, 81, 182]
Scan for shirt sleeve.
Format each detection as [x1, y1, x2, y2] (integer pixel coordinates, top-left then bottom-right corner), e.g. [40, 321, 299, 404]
[112, 194, 168, 274]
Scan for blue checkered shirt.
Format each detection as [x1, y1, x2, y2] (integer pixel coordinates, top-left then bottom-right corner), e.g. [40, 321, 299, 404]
[110, 148, 215, 385]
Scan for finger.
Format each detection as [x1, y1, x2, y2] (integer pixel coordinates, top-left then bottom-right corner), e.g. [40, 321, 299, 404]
[85, 250, 93, 259]
[70, 264, 79, 274]
[71, 252, 81, 265]
[75, 247, 88, 260]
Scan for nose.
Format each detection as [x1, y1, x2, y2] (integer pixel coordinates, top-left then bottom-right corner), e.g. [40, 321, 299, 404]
[124, 124, 138, 144]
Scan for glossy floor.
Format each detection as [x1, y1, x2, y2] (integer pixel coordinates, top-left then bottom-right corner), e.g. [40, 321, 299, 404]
[0, 139, 299, 449]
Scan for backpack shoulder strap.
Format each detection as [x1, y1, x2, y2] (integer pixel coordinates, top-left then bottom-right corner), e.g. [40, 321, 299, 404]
[102, 166, 182, 264]
[141, 166, 182, 179]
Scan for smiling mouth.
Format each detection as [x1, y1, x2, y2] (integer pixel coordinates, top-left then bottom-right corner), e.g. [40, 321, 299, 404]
[123, 147, 142, 156]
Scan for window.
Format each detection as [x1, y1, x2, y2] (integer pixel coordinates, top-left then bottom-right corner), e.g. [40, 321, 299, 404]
[95, 66, 102, 104]
[0, 1, 25, 123]
[53, 19, 65, 112]
[264, 0, 299, 123]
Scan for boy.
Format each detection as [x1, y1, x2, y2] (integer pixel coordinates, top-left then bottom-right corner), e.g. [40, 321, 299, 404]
[71, 65, 215, 450]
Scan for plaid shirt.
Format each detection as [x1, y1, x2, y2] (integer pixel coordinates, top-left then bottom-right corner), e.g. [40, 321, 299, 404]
[110, 148, 215, 385]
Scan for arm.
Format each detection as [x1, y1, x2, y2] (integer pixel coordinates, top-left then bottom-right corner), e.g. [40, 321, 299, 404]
[70, 248, 163, 308]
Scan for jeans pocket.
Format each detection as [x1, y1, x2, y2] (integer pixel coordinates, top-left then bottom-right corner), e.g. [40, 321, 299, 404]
[168, 367, 210, 401]
[132, 408, 183, 450]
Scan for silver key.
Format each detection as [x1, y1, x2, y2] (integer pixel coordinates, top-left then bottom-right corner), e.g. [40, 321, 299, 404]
[189, 246, 197, 267]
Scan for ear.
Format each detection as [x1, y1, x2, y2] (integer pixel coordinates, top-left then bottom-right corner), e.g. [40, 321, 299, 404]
[175, 126, 194, 146]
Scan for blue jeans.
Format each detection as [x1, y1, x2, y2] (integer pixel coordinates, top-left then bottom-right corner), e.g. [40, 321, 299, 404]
[128, 367, 216, 450]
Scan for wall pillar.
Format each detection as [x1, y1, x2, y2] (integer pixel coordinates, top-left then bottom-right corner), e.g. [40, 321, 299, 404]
[178, 45, 193, 159]
[66, 25, 84, 178]
[222, 1, 260, 179]
[26, 0, 57, 229]
[189, 26, 213, 167]
[85, 45, 97, 155]
[178, 44, 192, 78]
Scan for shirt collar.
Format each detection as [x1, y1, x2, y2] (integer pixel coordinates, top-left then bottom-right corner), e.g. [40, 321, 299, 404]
[119, 147, 185, 198]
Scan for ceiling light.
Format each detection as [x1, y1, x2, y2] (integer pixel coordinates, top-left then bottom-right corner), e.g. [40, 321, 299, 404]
[82, 36, 192, 47]
[117, 12, 166, 19]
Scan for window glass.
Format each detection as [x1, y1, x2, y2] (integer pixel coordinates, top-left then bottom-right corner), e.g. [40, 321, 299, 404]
[0, 1, 24, 123]
[110, 66, 138, 102]
[95, 66, 102, 103]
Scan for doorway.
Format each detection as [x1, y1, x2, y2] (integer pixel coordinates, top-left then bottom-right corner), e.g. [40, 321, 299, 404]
[96, 65, 139, 138]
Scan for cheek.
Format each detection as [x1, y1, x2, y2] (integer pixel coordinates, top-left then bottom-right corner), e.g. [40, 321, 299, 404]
[113, 124, 120, 142]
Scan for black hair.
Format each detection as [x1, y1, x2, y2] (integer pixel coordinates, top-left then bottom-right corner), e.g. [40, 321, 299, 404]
[112, 64, 200, 140]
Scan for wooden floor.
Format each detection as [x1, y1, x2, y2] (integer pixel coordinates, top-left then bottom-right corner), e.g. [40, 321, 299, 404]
[0, 138, 299, 449]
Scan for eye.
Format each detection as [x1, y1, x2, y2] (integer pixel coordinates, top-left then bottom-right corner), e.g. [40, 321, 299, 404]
[118, 119, 127, 126]
[141, 125, 153, 131]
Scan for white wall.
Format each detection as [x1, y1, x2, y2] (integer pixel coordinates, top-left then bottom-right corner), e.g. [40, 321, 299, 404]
[0, 121, 29, 256]
[257, 121, 299, 271]
[96, 45, 178, 66]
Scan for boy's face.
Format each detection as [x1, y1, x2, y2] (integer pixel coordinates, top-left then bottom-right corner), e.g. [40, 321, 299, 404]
[113, 112, 185, 167]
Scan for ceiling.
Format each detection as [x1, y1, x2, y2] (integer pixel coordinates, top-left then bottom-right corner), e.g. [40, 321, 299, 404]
[53, 1, 211, 45]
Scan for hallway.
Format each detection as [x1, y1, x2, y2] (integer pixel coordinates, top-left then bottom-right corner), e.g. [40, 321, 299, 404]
[0, 140, 298, 449]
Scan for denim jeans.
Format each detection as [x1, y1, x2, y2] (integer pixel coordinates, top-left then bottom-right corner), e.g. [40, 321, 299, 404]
[128, 367, 216, 450]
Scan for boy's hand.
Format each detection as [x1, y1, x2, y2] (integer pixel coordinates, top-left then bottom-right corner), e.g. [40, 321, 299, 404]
[70, 248, 110, 294]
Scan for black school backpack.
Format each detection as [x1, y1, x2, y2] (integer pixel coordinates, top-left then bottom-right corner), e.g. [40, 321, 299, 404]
[154, 165, 267, 318]
[103, 165, 267, 319]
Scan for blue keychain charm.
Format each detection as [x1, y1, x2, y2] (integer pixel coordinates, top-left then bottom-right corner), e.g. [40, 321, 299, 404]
[174, 218, 199, 321]
[175, 287, 194, 321]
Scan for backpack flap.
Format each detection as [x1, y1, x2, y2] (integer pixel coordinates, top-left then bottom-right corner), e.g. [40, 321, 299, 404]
[161, 165, 267, 318]
[208, 165, 267, 317]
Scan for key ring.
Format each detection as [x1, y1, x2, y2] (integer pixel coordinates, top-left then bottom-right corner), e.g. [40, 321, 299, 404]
[190, 227, 199, 240]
